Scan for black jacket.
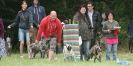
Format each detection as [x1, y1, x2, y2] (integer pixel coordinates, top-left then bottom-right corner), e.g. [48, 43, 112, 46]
[85, 11, 102, 39]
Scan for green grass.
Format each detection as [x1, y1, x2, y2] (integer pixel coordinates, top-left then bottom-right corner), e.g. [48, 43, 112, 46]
[0, 52, 133, 66]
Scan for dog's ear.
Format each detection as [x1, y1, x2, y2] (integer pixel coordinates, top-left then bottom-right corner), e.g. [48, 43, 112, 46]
[67, 45, 72, 51]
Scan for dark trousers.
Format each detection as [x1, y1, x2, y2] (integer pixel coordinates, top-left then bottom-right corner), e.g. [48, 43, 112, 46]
[129, 33, 133, 53]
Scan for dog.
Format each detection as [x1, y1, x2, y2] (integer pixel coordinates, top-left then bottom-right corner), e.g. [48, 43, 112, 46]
[5, 36, 12, 56]
[63, 44, 73, 53]
[63, 44, 76, 61]
[30, 40, 48, 58]
[88, 44, 102, 62]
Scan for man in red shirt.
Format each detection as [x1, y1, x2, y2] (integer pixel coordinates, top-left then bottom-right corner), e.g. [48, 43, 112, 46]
[35, 11, 62, 61]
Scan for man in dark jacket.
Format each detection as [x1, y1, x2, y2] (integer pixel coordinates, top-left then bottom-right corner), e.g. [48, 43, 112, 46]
[85, 1, 102, 60]
[28, 0, 46, 43]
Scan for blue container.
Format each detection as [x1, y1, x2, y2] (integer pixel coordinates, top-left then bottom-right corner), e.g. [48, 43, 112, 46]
[116, 60, 129, 65]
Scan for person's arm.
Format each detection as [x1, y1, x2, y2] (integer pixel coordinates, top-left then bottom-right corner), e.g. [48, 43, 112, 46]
[96, 11, 102, 33]
[28, 7, 38, 27]
[56, 19, 62, 48]
[114, 21, 120, 32]
[36, 18, 46, 42]
[102, 22, 111, 33]
[72, 12, 79, 24]
[8, 12, 20, 28]
[37, 6, 46, 28]
[41, 6, 46, 17]
[28, 11, 33, 28]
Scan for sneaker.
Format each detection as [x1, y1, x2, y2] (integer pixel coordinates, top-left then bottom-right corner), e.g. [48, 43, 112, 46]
[20, 56, 24, 58]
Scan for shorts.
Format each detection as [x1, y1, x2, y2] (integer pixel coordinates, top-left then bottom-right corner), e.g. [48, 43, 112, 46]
[42, 37, 57, 51]
[18, 28, 30, 42]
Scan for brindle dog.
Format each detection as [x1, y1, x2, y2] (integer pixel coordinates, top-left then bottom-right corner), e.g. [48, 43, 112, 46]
[30, 41, 48, 58]
[88, 44, 102, 62]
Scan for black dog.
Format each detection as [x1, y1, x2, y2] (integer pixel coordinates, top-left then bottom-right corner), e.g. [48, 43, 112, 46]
[88, 44, 102, 62]
[5, 37, 12, 56]
[30, 40, 48, 58]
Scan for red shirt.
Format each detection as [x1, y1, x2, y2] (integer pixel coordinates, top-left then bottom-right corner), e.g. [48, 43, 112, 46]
[36, 15, 62, 44]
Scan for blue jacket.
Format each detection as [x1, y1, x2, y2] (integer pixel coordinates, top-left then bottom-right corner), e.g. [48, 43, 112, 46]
[10, 10, 33, 29]
[28, 5, 46, 27]
[128, 23, 133, 33]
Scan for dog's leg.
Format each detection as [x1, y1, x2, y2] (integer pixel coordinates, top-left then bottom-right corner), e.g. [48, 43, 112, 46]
[31, 52, 34, 59]
[99, 55, 101, 62]
[40, 51, 43, 58]
[40, 50, 45, 58]
[40, 51, 42, 58]
[86, 55, 91, 61]
[94, 55, 97, 63]
[8, 48, 12, 56]
[33, 53, 36, 58]
[42, 51, 45, 58]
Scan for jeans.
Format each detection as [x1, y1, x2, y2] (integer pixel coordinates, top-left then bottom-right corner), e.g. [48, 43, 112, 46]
[106, 44, 118, 60]
[80, 40, 91, 60]
[0, 38, 7, 57]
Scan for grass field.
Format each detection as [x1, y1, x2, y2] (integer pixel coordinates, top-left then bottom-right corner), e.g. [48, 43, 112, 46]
[0, 52, 133, 66]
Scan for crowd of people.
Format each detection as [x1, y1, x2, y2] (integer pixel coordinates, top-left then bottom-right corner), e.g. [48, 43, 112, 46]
[0, 0, 133, 62]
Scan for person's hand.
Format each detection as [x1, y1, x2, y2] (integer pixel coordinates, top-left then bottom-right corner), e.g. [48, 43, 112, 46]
[29, 28, 33, 33]
[35, 40, 39, 47]
[61, 22, 65, 29]
[8, 25, 11, 29]
[30, 25, 33, 29]
[114, 26, 121, 29]
[37, 25, 40, 28]
[97, 32, 101, 35]
[57, 43, 61, 48]
[107, 29, 111, 33]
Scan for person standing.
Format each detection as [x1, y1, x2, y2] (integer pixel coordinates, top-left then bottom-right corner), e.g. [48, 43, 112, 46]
[85, 1, 102, 60]
[73, 4, 91, 61]
[35, 11, 62, 61]
[128, 16, 133, 53]
[8, 0, 33, 58]
[28, 0, 46, 43]
[102, 11, 120, 60]
[0, 17, 7, 59]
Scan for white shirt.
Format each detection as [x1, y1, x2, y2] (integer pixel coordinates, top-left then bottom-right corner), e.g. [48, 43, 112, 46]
[88, 11, 94, 27]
